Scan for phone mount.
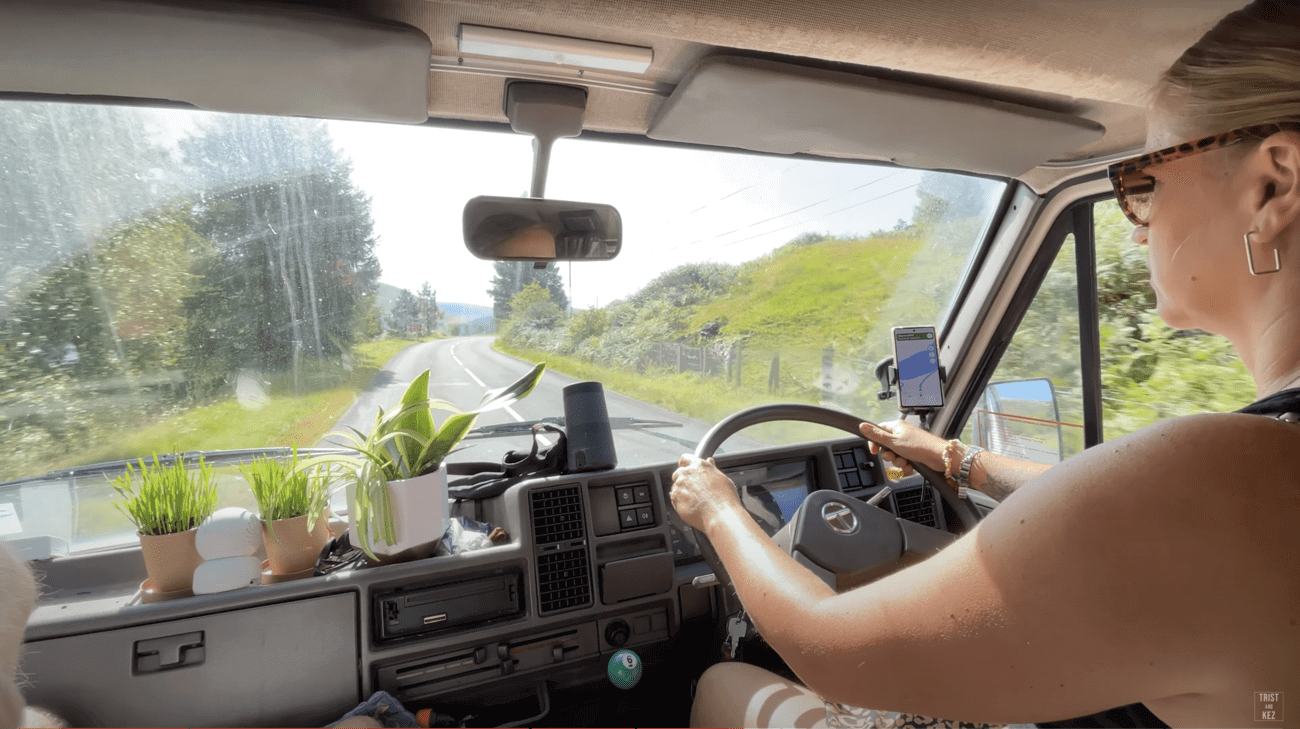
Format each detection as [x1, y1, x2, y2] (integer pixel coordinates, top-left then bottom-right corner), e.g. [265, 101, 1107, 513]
[875, 356, 946, 429]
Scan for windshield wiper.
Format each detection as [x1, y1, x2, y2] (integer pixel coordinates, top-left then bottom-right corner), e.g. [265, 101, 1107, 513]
[0, 447, 353, 488]
[461, 417, 684, 440]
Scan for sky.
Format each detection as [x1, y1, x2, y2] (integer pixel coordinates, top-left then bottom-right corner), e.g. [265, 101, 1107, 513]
[326, 121, 925, 311]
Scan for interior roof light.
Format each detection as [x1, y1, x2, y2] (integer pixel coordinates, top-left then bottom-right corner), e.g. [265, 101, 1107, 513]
[457, 24, 653, 74]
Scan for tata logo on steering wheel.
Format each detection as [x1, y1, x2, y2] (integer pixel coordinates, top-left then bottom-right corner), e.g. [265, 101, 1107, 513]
[821, 501, 859, 535]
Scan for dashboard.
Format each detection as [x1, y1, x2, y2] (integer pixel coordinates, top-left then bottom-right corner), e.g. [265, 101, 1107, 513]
[663, 458, 814, 562]
[18, 436, 958, 728]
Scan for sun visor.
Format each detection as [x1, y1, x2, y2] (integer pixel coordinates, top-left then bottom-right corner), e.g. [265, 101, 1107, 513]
[648, 56, 1105, 178]
[0, 0, 432, 123]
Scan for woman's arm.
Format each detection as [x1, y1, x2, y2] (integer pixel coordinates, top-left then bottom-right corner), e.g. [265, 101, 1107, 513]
[672, 413, 1281, 724]
[859, 421, 1050, 500]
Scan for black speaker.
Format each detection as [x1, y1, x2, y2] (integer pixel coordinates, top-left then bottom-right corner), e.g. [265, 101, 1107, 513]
[563, 381, 617, 472]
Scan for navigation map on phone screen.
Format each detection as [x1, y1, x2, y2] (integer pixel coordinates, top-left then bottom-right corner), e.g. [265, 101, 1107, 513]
[894, 327, 943, 408]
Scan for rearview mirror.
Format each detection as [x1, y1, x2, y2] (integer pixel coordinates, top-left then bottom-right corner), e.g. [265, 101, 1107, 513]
[463, 196, 622, 262]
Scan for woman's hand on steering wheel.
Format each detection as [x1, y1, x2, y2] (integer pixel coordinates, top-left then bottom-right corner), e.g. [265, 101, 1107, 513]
[859, 420, 950, 478]
[670, 455, 743, 533]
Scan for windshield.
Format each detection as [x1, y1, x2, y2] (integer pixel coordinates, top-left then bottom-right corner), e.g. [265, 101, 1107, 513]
[0, 101, 1005, 550]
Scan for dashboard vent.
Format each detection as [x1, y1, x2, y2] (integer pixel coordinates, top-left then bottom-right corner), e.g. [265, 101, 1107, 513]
[894, 486, 938, 528]
[536, 547, 593, 613]
[531, 485, 585, 545]
[531, 485, 592, 614]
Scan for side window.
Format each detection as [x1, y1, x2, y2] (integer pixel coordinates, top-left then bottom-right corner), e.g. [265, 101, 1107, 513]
[962, 199, 1256, 461]
[961, 234, 1085, 462]
[1094, 199, 1256, 438]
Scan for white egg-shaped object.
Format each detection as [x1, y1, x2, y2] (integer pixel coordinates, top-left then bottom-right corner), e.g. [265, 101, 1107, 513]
[196, 507, 262, 560]
[191, 555, 262, 594]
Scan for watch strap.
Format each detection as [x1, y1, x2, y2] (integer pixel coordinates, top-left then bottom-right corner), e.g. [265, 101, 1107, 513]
[957, 445, 985, 489]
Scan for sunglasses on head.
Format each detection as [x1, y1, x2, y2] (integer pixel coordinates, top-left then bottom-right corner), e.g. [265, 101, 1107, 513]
[1107, 122, 1300, 228]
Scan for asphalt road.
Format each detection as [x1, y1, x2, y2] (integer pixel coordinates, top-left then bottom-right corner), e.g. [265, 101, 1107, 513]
[320, 336, 763, 470]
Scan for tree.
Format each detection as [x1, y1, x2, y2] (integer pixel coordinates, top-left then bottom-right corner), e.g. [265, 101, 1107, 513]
[0, 102, 184, 295]
[488, 262, 568, 319]
[387, 288, 422, 334]
[417, 281, 442, 333]
[911, 171, 993, 228]
[178, 116, 379, 389]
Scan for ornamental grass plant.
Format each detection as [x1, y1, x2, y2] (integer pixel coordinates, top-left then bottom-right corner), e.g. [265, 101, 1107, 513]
[111, 454, 218, 536]
[240, 448, 332, 543]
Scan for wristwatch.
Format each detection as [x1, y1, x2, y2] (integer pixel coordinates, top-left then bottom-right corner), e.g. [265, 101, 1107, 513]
[956, 445, 985, 489]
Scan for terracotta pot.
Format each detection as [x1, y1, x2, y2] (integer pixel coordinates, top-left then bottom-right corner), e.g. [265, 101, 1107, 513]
[347, 464, 449, 558]
[138, 529, 204, 593]
[262, 513, 330, 575]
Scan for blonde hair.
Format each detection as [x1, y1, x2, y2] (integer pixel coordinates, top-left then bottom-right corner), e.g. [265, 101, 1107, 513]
[0, 542, 37, 729]
[1155, 0, 1300, 134]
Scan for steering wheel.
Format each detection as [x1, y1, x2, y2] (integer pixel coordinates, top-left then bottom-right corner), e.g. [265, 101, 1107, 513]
[687, 403, 983, 593]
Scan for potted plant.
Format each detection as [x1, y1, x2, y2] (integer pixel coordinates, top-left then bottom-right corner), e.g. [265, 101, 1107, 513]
[313, 363, 545, 561]
[241, 448, 333, 576]
[112, 454, 218, 593]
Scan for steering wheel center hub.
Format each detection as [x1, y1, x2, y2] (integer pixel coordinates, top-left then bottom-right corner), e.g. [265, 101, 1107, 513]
[820, 501, 860, 535]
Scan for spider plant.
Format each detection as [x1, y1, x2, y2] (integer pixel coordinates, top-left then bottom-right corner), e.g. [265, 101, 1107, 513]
[240, 448, 332, 544]
[111, 454, 218, 536]
[309, 362, 545, 559]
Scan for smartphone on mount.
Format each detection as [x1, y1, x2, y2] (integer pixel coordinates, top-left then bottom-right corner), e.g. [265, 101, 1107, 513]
[891, 325, 943, 409]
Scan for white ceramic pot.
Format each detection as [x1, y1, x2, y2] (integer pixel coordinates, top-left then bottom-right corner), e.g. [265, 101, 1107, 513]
[347, 463, 449, 558]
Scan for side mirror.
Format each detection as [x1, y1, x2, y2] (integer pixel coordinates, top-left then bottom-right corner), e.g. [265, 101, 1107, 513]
[463, 195, 622, 262]
[971, 378, 1066, 463]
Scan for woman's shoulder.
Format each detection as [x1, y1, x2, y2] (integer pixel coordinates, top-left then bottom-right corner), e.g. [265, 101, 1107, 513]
[1119, 410, 1300, 468]
[1016, 410, 1300, 536]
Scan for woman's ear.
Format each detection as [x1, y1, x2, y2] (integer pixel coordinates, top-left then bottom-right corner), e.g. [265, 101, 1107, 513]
[1248, 130, 1300, 246]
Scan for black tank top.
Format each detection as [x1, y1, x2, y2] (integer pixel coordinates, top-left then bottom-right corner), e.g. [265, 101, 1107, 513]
[1037, 389, 1300, 729]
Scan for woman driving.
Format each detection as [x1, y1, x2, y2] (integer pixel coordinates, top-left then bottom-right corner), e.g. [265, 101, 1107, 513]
[671, 2, 1300, 727]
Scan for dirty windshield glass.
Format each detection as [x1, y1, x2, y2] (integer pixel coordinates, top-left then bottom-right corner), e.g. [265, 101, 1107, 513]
[0, 102, 1005, 549]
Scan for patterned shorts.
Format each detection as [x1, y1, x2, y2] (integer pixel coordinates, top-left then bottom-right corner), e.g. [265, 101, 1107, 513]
[824, 701, 1034, 729]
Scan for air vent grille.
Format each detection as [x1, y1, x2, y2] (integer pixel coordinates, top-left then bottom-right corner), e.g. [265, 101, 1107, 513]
[894, 486, 938, 528]
[531, 485, 585, 545]
[537, 547, 592, 613]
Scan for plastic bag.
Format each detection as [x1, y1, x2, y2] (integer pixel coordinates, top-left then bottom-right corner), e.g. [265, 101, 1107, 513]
[435, 515, 498, 556]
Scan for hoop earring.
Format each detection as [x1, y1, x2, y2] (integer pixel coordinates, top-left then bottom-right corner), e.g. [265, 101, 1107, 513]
[1245, 230, 1281, 276]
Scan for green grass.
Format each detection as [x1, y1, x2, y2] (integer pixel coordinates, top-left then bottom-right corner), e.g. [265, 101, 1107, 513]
[50, 335, 444, 540]
[689, 237, 921, 348]
[54, 336, 437, 469]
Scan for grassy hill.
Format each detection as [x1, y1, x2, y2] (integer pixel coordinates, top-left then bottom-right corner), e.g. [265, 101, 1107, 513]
[688, 236, 922, 348]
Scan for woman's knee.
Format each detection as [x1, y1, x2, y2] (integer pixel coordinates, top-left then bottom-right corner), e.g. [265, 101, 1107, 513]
[691, 662, 827, 728]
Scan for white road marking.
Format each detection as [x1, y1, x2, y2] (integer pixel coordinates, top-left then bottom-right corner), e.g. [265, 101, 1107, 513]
[449, 342, 487, 388]
[450, 341, 525, 423]
[449, 340, 555, 446]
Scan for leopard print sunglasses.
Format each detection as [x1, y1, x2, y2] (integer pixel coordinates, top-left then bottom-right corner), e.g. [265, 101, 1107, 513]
[1107, 122, 1300, 228]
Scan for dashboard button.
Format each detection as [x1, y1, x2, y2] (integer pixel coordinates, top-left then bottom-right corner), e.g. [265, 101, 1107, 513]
[633, 485, 651, 504]
[619, 509, 638, 529]
[616, 487, 635, 506]
[636, 506, 654, 526]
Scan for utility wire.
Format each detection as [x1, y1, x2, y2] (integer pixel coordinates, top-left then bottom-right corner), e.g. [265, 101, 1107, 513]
[644, 160, 808, 237]
[664, 170, 908, 253]
[716, 182, 918, 249]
